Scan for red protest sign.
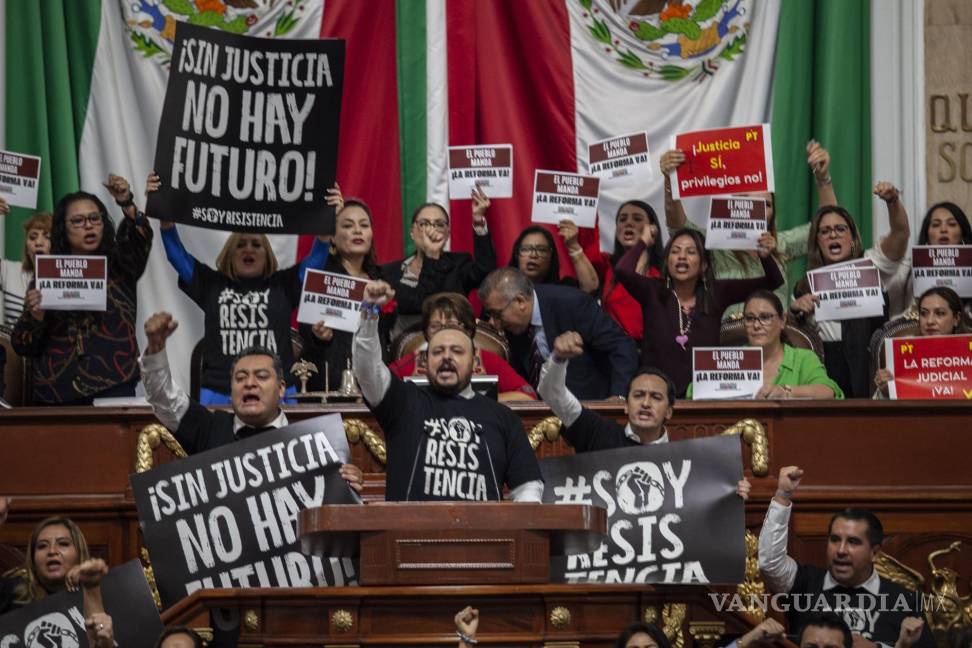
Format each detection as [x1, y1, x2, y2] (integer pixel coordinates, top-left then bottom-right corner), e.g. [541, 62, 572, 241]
[885, 334, 972, 399]
[670, 124, 774, 199]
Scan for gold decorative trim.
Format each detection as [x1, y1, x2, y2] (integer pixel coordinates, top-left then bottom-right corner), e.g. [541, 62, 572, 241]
[135, 423, 188, 473]
[661, 603, 686, 648]
[549, 605, 571, 630]
[643, 607, 659, 625]
[721, 419, 769, 476]
[343, 418, 386, 466]
[243, 609, 259, 632]
[736, 529, 766, 620]
[528, 416, 563, 450]
[544, 643, 580, 648]
[195, 628, 214, 645]
[689, 621, 727, 648]
[331, 609, 354, 633]
[875, 550, 925, 592]
[139, 548, 162, 611]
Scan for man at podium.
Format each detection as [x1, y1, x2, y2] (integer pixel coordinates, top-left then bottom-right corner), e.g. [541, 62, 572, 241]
[352, 281, 544, 502]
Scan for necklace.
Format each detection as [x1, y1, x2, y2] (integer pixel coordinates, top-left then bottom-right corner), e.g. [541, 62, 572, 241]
[673, 291, 692, 349]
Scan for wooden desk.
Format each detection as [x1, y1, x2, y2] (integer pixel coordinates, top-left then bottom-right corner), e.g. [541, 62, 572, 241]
[0, 401, 969, 598]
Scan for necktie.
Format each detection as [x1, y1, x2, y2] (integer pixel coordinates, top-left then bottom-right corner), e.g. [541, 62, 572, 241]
[527, 326, 547, 387]
[237, 425, 274, 439]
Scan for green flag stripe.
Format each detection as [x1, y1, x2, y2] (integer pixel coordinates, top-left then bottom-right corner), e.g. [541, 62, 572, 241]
[4, 0, 101, 258]
[396, 0, 427, 257]
[771, 0, 871, 290]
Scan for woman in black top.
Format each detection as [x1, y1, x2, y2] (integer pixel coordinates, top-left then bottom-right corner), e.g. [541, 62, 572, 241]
[1, 516, 89, 616]
[507, 226, 579, 287]
[13, 176, 153, 404]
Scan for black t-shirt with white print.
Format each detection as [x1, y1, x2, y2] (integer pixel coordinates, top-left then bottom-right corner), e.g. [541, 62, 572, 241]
[181, 263, 300, 394]
[787, 564, 935, 648]
[371, 376, 543, 502]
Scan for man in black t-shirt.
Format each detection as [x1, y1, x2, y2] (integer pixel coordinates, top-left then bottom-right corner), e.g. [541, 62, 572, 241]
[758, 466, 933, 648]
[353, 282, 543, 502]
[139, 311, 362, 490]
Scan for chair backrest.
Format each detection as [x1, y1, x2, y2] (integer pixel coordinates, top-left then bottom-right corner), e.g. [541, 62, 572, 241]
[720, 313, 825, 362]
[868, 309, 920, 374]
[390, 320, 510, 362]
[192, 328, 304, 399]
[0, 324, 28, 406]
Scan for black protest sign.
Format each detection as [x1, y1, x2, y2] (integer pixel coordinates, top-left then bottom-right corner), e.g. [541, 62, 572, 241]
[0, 560, 163, 648]
[541, 435, 745, 584]
[130, 414, 359, 608]
[148, 21, 344, 234]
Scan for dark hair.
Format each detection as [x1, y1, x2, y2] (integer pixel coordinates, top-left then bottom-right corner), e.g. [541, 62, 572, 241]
[828, 508, 884, 547]
[427, 323, 476, 350]
[154, 626, 204, 648]
[50, 191, 118, 255]
[479, 267, 533, 305]
[918, 201, 972, 245]
[611, 200, 664, 272]
[232, 346, 285, 383]
[410, 202, 450, 226]
[626, 367, 676, 406]
[421, 293, 476, 339]
[798, 613, 853, 648]
[614, 622, 672, 648]
[805, 205, 864, 271]
[744, 290, 791, 346]
[917, 286, 969, 334]
[508, 226, 561, 283]
[949, 625, 972, 648]
[334, 199, 380, 275]
[661, 228, 717, 315]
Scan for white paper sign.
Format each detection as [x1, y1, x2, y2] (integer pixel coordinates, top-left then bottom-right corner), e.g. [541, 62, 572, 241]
[808, 264, 884, 321]
[531, 170, 600, 228]
[448, 145, 513, 199]
[705, 196, 768, 250]
[35, 255, 107, 311]
[0, 149, 41, 209]
[587, 132, 652, 185]
[911, 246, 972, 298]
[296, 269, 370, 332]
[692, 347, 763, 400]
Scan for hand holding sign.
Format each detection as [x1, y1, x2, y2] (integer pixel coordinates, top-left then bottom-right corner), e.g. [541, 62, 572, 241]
[0, 196, 9, 215]
[874, 368, 893, 396]
[339, 463, 364, 494]
[311, 321, 334, 342]
[557, 219, 580, 251]
[85, 612, 115, 648]
[144, 311, 179, 354]
[552, 331, 584, 361]
[659, 149, 686, 175]
[789, 293, 819, 317]
[25, 289, 44, 321]
[472, 184, 490, 229]
[756, 232, 776, 258]
[736, 479, 751, 501]
[0, 496, 10, 524]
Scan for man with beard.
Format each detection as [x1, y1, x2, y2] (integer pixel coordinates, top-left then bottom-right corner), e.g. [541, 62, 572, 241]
[758, 467, 933, 648]
[353, 281, 543, 502]
[536, 332, 750, 499]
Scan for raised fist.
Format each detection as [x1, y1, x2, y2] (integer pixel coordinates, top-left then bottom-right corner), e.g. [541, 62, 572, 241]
[144, 311, 179, 354]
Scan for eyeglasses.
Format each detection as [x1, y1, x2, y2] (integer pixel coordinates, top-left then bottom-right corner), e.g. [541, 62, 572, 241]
[482, 296, 516, 323]
[426, 320, 467, 335]
[818, 224, 850, 238]
[743, 313, 777, 327]
[414, 219, 449, 232]
[518, 245, 552, 257]
[67, 212, 104, 228]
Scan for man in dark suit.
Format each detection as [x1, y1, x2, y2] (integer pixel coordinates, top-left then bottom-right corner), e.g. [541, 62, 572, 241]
[138, 311, 362, 489]
[478, 267, 637, 400]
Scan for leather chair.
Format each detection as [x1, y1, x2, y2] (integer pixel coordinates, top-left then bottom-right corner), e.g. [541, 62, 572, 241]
[390, 320, 510, 362]
[719, 313, 825, 362]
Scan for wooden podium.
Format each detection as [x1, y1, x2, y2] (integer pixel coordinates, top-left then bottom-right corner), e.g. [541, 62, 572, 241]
[299, 502, 607, 585]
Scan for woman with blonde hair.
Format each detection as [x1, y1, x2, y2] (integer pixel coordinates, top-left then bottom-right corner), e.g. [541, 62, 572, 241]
[0, 515, 89, 615]
[0, 199, 52, 327]
[147, 172, 342, 404]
